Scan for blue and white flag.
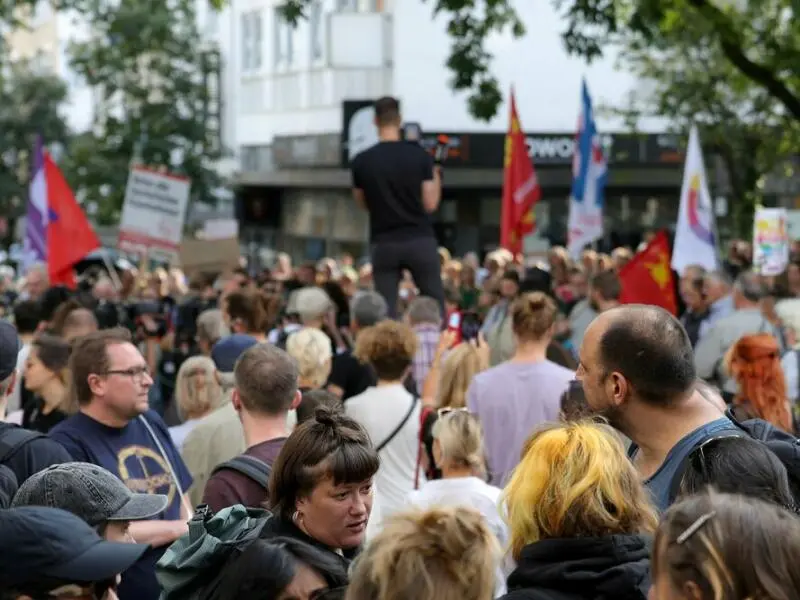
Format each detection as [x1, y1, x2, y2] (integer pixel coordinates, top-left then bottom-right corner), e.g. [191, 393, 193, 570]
[567, 79, 607, 259]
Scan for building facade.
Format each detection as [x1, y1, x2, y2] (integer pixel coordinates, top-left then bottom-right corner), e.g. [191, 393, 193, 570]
[4, 3, 95, 133]
[229, 0, 690, 262]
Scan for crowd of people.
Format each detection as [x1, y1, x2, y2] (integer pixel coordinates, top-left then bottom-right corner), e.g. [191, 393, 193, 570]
[1, 235, 800, 600]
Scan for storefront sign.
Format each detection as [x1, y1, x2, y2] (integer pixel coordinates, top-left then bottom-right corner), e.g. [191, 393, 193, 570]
[340, 101, 684, 168]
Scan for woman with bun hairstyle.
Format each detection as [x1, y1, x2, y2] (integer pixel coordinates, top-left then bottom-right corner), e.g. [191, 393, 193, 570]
[262, 407, 379, 569]
[467, 292, 574, 486]
[222, 289, 272, 342]
[346, 506, 500, 600]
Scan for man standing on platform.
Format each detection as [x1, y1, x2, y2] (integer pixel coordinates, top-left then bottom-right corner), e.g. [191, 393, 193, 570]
[350, 96, 445, 318]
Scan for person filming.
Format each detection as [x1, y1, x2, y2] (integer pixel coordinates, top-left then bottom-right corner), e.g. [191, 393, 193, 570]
[351, 96, 445, 318]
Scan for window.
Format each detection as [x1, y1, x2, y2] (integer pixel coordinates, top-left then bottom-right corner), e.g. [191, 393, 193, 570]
[274, 7, 294, 68]
[336, 0, 357, 10]
[241, 11, 263, 73]
[309, 0, 324, 62]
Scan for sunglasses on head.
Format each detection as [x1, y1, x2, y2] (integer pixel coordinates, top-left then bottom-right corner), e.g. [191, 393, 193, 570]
[437, 407, 470, 418]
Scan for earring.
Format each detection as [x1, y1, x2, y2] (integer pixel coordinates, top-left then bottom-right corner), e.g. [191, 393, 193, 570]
[292, 510, 300, 524]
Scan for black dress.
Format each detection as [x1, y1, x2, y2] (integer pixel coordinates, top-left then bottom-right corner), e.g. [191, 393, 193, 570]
[501, 534, 652, 600]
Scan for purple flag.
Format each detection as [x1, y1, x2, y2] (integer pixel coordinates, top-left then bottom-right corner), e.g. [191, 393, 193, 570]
[23, 137, 48, 272]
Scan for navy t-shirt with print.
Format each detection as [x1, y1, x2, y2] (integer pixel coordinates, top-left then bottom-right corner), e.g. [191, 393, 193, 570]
[49, 410, 193, 600]
[633, 417, 739, 512]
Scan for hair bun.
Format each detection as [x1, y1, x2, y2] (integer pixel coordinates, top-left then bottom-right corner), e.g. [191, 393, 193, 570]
[526, 292, 548, 311]
[313, 406, 339, 427]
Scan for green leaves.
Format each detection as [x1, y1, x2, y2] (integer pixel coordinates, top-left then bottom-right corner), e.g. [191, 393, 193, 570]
[0, 62, 70, 218]
[432, 0, 526, 120]
[608, 0, 800, 237]
[560, 0, 800, 122]
[64, 0, 223, 225]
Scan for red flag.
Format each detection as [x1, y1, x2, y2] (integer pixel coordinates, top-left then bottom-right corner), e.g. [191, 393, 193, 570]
[45, 151, 100, 288]
[500, 89, 541, 254]
[618, 231, 678, 314]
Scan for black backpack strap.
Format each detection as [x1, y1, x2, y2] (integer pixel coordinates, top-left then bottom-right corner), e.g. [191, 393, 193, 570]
[212, 455, 272, 490]
[0, 425, 44, 464]
[375, 396, 418, 453]
[667, 427, 748, 505]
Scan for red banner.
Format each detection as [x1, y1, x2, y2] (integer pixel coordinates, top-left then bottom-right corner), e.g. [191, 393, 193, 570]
[500, 89, 541, 254]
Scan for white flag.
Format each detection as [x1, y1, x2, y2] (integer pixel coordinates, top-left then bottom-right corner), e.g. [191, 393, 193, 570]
[671, 125, 718, 274]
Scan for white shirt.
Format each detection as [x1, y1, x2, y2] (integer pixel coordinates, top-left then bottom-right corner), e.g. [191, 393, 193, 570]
[345, 384, 422, 525]
[407, 476, 509, 597]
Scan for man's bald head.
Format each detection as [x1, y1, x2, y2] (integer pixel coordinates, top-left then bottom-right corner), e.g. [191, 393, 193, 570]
[596, 305, 696, 405]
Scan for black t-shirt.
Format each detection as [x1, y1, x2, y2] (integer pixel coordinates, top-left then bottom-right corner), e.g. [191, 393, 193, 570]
[327, 351, 374, 401]
[351, 141, 436, 242]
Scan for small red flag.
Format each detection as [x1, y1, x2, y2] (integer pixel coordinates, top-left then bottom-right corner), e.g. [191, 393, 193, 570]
[618, 231, 678, 315]
[500, 89, 541, 254]
[45, 151, 100, 288]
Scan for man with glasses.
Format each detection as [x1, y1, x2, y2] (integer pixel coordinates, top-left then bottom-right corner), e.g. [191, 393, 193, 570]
[50, 328, 193, 600]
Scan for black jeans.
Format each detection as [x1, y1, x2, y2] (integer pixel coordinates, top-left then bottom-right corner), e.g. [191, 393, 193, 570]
[372, 236, 445, 319]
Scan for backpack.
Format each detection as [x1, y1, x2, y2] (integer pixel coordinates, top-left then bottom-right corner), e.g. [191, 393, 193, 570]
[668, 409, 800, 505]
[0, 424, 44, 466]
[210, 455, 272, 491]
[156, 504, 270, 600]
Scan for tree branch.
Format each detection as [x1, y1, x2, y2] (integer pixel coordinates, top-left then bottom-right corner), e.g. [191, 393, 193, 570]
[686, 0, 800, 120]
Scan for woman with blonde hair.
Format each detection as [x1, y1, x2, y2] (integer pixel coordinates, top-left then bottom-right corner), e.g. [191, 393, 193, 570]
[468, 292, 574, 485]
[346, 506, 499, 600]
[651, 492, 800, 600]
[286, 327, 333, 392]
[501, 420, 657, 600]
[168, 356, 224, 450]
[726, 333, 793, 432]
[407, 410, 507, 597]
[419, 335, 489, 481]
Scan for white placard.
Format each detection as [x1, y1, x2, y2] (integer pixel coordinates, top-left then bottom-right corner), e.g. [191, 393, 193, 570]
[201, 218, 239, 240]
[118, 167, 191, 257]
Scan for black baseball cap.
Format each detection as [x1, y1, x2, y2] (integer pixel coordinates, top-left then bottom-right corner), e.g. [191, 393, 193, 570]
[12, 462, 168, 526]
[0, 320, 20, 380]
[0, 506, 148, 587]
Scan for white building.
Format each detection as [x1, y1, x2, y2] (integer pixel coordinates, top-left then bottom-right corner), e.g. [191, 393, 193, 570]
[227, 0, 684, 261]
